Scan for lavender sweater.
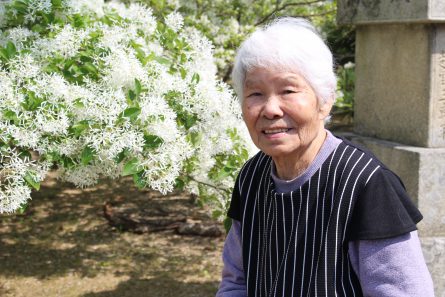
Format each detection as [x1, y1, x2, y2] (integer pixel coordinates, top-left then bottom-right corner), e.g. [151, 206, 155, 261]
[217, 131, 434, 297]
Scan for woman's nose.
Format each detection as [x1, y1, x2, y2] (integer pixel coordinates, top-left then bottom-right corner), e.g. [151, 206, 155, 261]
[262, 95, 283, 119]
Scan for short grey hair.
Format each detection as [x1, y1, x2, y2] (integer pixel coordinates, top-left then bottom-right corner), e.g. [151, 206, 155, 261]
[231, 17, 337, 106]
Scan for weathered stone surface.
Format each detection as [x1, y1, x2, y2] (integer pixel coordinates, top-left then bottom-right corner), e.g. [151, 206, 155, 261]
[337, 0, 445, 25]
[340, 133, 445, 237]
[430, 29, 445, 147]
[354, 24, 445, 147]
[421, 237, 445, 296]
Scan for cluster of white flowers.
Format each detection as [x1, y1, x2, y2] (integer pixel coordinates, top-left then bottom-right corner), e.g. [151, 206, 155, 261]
[165, 12, 184, 33]
[0, 0, 254, 215]
[33, 25, 90, 59]
[62, 0, 105, 17]
[0, 147, 49, 213]
[24, 0, 52, 23]
[0, 26, 37, 50]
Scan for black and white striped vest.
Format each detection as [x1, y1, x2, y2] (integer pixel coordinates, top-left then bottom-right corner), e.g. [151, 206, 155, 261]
[236, 141, 381, 297]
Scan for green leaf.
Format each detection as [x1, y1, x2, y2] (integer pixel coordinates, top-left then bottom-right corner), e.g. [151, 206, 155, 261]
[134, 47, 147, 64]
[22, 91, 44, 111]
[3, 110, 18, 122]
[133, 171, 145, 189]
[122, 158, 140, 176]
[143, 134, 164, 150]
[51, 0, 63, 8]
[81, 146, 95, 165]
[0, 42, 17, 61]
[18, 203, 28, 214]
[11, 1, 28, 13]
[191, 73, 200, 84]
[6, 41, 17, 57]
[82, 61, 98, 74]
[24, 172, 40, 191]
[0, 48, 9, 60]
[73, 98, 85, 108]
[183, 114, 198, 130]
[18, 150, 32, 160]
[179, 67, 187, 79]
[186, 132, 202, 146]
[155, 56, 170, 65]
[31, 24, 45, 33]
[215, 167, 231, 180]
[61, 155, 75, 168]
[175, 177, 185, 190]
[70, 120, 90, 137]
[114, 149, 129, 164]
[122, 107, 141, 122]
[135, 79, 142, 97]
[127, 90, 136, 102]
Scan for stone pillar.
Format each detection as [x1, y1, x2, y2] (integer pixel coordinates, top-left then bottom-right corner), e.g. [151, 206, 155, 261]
[338, 1, 445, 295]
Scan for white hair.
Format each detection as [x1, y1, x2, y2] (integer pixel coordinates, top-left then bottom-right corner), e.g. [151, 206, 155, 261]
[231, 17, 337, 105]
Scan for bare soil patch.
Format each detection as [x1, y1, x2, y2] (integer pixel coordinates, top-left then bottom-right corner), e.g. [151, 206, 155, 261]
[0, 173, 224, 297]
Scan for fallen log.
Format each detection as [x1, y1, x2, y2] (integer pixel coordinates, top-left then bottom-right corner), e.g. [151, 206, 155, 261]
[103, 202, 222, 237]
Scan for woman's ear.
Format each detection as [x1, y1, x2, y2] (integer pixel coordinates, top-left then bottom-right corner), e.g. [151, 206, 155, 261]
[318, 97, 334, 120]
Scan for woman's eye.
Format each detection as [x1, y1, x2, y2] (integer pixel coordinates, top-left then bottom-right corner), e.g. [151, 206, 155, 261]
[283, 90, 296, 94]
[247, 92, 262, 97]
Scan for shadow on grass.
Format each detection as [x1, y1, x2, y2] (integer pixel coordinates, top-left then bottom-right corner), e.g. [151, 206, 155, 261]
[82, 275, 219, 297]
[0, 181, 113, 278]
[0, 174, 217, 282]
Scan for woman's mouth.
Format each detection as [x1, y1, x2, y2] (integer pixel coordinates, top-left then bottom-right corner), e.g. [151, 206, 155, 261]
[263, 128, 290, 134]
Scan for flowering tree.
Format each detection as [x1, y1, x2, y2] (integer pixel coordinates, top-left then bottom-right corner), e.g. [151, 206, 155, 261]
[0, 0, 254, 222]
[135, 0, 356, 116]
[135, 0, 341, 79]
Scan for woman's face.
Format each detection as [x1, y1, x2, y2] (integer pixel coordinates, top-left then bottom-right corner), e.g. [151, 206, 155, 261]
[241, 67, 331, 161]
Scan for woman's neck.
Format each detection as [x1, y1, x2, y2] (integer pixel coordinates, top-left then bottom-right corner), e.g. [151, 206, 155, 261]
[273, 129, 327, 181]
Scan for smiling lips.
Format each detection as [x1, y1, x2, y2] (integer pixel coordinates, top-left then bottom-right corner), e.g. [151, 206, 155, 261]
[263, 128, 291, 134]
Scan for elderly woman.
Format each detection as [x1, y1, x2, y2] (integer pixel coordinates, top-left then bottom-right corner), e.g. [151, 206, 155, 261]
[216, 18, 434, 297]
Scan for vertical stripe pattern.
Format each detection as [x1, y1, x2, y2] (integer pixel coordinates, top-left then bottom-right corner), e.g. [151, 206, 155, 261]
[236, 142, 380, 297]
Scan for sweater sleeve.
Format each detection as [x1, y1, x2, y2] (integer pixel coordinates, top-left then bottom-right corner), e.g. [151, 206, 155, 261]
[216, 220, 247, 297]
[348, 231, 434, 297]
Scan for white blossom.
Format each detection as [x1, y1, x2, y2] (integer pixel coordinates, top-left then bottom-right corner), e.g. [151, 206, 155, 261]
[35, 109, 70, 136]
[0, 184, 32, 213]
[0, 69, 17, 105]
[167, 0, 181, 9]
[3, 27, 38, 50]
[0, 148, 48, 213]
[106, 2, 156, 36]
[24, 0, 52, 23]
[8, 53, 40, 80]
[31, 24, 89, 59]
[165, 12, 184, 32]
[344, 61, 355, 69]
[63, 0, 104, 17]
[102, 49, 146, 89]
[61, 164, 100, 188]
[7, 125, 42, 148]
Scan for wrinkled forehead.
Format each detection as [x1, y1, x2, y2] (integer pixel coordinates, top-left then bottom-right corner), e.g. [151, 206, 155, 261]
[243, 65, 307, 88]
[243, 67, 307, 89]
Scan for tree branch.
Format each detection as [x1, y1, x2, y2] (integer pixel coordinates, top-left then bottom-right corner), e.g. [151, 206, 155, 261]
[186, 175, 232, 195]
[255, 0, 325, 26]
[289, 9, 336, 19]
